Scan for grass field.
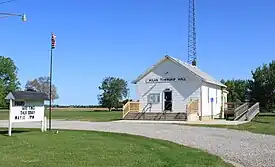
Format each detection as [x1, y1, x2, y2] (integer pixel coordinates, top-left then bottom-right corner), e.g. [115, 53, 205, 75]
[0, 129, 233, 167]
[53, 107, 122, 111]
[189, 113, 275, 136]
[0, 109, 122, 122]
[0, 110, 8, 120]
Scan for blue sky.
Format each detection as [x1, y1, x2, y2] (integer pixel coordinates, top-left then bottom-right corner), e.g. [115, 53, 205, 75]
[1, 0, 274, 105]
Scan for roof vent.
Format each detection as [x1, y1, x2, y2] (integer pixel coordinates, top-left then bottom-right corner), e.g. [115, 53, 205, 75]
[191, 59, 197, 66]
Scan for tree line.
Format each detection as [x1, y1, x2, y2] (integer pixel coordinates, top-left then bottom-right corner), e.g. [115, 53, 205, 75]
[222, 60, 275, 112]
[0, 55, 274, 112]
[46, 105, 105, 108]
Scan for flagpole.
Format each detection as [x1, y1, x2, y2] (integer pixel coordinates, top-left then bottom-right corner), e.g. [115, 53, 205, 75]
[49, 44, 53, 131]
[49, 32, 56, 131]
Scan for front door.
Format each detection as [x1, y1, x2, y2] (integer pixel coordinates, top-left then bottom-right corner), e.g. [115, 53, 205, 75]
[164, 91, 172, 111]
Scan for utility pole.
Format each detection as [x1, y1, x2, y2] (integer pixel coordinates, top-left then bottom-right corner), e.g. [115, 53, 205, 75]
[187, 0, 197, 66]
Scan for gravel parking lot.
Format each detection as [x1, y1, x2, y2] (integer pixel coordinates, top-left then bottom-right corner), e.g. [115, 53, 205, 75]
[1, 120, 275, 167]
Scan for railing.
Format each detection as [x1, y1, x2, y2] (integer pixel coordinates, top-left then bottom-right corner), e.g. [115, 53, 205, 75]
[246, 102, 260, 121]
[122, 102, 140, 118]
[234, 102, 260, 121]
[224, 102, 243, 111]
[141, 103, 152, 113]
[187, 100, 199, 121]
[164, 102, 173, 111]
[224, 102, 243, 119]
[187, 100, 199, 114]
[234, 103, 249, 120]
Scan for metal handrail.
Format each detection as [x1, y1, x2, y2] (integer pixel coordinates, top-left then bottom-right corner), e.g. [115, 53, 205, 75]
[133, 103, 152, 119]
[142, 103, 152, 113]
[164, 102, 172, 112]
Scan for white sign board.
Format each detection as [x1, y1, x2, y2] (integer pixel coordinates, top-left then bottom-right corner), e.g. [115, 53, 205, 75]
[10, 106, 44, 123]
[8, 99, 47, 136]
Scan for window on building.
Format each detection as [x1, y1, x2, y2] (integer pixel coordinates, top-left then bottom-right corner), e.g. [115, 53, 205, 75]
[14, 101, 25, 106]
[147, 93, 160, 104]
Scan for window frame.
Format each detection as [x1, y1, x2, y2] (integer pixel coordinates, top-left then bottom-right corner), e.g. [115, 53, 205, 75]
[147, 93, 160, 104]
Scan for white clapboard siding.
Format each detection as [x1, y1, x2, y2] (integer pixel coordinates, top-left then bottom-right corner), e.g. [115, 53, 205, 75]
[201, 82, 222, 116]
[134, 56, 226, 117]
[136, 59, 201, 113]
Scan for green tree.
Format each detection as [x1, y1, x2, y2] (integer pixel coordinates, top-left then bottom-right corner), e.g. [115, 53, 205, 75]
[98, 77, 128, 111]
[25, 76, 59, 102]
[0, 80, 5, 107]
[0, 56, 20, 108]
[221, 79, 249, 102]
[249, 61, 275, 112]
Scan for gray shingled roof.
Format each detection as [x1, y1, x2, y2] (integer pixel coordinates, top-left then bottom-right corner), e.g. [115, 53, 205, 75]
[132, 55, 226, 88]
[5, 91, 49, 100]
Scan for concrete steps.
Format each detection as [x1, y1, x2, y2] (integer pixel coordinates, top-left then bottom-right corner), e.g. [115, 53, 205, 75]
[123, 112, 187, 121]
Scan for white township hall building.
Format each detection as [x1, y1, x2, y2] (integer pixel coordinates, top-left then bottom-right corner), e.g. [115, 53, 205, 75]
[123, 55, 228, 121]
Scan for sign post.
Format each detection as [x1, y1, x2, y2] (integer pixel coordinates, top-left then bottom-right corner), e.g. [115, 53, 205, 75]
[8, 99, 12, 136]
[210, 97, 214, 119]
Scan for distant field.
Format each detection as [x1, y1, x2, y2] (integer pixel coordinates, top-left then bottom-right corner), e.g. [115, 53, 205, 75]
[54, 107, 108, 111]
[53, 107, 122, 111]
[0, 109, 122, 122]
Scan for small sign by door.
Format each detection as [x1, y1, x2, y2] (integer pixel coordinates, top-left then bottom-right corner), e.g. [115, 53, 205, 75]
[210, 97, 214, 119]
[210, 98, 214, 103]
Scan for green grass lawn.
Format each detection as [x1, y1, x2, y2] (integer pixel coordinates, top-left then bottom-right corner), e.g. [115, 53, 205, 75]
[189, 113, 275, 136]
[45, 110, 122, 121]
[0, 109, 122, 122]
[0, 129, 233, 167]
[0, 110, 8, 120]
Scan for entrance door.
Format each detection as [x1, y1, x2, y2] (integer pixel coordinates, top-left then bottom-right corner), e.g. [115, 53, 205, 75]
[164, 91, 172, 111]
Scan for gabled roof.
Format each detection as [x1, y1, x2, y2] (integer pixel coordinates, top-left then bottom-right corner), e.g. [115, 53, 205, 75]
[5, 91, 49, 101]
[132, 55, 226, 88]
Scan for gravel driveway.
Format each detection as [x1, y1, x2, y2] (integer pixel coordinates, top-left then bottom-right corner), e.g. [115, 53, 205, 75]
[0, 120, 275, 167]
